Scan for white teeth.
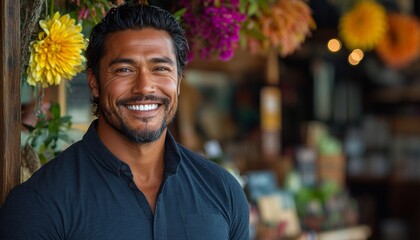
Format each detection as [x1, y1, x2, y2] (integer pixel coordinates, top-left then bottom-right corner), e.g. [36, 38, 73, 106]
[127, 104, 158, 111]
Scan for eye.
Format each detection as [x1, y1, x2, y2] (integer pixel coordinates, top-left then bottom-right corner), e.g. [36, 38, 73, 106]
[153, 66, 171, 72]
[116, 67, 132, 73]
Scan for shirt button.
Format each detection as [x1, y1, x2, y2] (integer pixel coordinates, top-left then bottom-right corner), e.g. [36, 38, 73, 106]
[120, 165, 127, 171]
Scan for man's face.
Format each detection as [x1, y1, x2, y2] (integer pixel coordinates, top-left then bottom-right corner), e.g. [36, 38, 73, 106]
[88, 29, 180, 143]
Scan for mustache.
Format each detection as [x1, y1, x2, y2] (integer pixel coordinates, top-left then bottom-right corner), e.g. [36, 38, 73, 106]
[117, 94, 170, 106]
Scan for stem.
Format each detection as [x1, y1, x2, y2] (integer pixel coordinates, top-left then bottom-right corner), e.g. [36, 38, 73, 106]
[20, 0, 46, 78]
[45, 0, 48, 16]
[34, 83, 45, 117]
[49, 0, 54, 16]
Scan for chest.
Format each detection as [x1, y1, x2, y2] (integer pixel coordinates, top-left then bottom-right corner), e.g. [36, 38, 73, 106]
[64, 176, 230, 240]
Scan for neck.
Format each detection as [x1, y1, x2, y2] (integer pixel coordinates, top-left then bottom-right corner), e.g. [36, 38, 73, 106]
[96, 118, 167, 177]
[96, 118, 167, 214]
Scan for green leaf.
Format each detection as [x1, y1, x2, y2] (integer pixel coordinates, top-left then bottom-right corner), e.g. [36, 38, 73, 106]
[35, 116, 47, 129]
[173, 8, 186, 21]
[23, 101, 73, 164]
[60, 115, 72, 122]
[22, 123, 36, 132]
[244, 28, 266, 41]
[239, 32, 247, 48]
[48, 120, 60, 134]
[50, 102, 61, 119]
[247, 3, 258, 16]
[39, 144, 46, 153]
[58, 133, 71, 143]
[239, 0, 247, 13]
[39, 153, 48, 165]
[259, 0, 271, 14]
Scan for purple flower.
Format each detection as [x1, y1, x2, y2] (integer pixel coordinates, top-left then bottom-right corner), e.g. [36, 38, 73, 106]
[180, 0, 245, 61]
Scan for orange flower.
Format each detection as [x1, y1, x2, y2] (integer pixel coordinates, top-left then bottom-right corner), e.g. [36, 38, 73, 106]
[263, 0, 316, 57]
[375, 14, 420, 69]
[242, 0, 316, 57]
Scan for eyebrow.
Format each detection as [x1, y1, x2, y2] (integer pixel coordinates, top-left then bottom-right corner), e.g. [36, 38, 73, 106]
[109, 58, 135, 66]
[148, 57, 175, 66]
[109, 57, 175, 67]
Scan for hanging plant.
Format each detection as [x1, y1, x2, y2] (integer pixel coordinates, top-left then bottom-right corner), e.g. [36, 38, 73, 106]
[23, 102, 73, 164]
[179, 0, 246, 61]
[240, 0, 316, 57]
[21, 102, 72, 181]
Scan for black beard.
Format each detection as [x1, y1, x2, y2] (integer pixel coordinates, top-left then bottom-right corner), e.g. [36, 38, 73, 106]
[117, 115, 168, 144]
[99, 94, 172, 144]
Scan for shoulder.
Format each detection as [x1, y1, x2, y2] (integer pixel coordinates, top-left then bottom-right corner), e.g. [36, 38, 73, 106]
[0, 181, 64, 238]
[176, 144, 250, 239]
[177, 143, 245, 197]
[19, 140, 86, 198]
[0, 141, 88, 238]
[177, 144, 229, 178]
[32, 140, 84, 174]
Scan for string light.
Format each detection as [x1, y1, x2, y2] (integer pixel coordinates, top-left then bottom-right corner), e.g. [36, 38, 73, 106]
[327, 38, 342, 52]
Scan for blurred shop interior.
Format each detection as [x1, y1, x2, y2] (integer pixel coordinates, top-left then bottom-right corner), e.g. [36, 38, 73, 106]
[19, 0, 420, 239]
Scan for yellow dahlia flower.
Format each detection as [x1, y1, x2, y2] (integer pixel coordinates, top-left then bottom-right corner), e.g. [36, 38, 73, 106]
[339, 0, 388, 51]
[27, 12, 86, 88]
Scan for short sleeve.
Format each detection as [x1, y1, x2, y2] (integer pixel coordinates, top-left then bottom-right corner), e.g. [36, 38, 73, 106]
[225, 172, 250, 240]
[0, 185, 64, 240]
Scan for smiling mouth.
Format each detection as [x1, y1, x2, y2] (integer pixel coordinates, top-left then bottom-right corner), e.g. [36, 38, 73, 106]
[126, 104, 159, 111]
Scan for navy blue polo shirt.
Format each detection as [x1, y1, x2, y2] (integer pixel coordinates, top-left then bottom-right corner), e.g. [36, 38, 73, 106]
[0, 121, 249, 239]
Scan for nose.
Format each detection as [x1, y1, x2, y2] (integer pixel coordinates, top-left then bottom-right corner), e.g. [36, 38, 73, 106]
[132, 69, 155, 94]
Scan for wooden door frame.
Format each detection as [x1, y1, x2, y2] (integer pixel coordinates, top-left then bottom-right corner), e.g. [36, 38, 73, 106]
[1, 0, 21, 205]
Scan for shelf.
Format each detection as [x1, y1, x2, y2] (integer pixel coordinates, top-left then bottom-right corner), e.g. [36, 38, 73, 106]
[370, 85, 420, 103]
[316, 225, 371, 240]
[347, 175, 389, 184]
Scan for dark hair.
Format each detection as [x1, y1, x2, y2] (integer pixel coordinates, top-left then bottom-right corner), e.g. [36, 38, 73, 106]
[86, 3, 189, 116]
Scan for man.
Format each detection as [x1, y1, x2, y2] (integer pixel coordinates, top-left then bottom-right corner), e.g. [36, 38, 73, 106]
[0, 3, 249, 239]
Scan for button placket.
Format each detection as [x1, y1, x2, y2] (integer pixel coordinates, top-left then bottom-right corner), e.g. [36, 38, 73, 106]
[120, 164, 127, 171]
[119, 164, 136, 189]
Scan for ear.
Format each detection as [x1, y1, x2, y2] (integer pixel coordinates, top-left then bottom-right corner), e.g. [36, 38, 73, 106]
[87, 69, 99, 97]
[177, 75, 183, 96]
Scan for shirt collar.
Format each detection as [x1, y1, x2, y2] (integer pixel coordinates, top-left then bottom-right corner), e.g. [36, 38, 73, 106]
[82, 120, 181, 177]
[163, 129, 181, 175]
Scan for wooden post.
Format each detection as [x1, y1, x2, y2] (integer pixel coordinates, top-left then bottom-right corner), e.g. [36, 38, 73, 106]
[260, 49, 282, 162]
[1, 0, 21, 205]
